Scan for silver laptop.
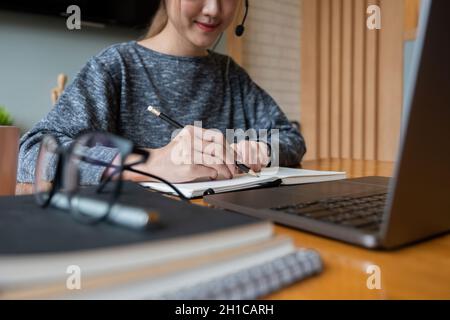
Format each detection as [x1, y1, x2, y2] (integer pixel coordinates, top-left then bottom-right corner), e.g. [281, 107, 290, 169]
[205, 0, 450, 249]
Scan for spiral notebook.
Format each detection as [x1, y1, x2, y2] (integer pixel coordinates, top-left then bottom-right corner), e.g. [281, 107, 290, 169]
[4, 236, 321, 299]
[141, 167, 347, 198]
[160, 249, 322, 300]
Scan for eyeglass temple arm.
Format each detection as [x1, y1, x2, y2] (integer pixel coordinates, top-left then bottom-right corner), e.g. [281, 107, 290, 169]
[97, 164, 189, 201]
[127, 167, 189, 201]
[78, 153, 188, 200]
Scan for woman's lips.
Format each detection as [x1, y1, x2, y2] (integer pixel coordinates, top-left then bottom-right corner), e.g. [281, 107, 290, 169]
[195, 21, 220, 32]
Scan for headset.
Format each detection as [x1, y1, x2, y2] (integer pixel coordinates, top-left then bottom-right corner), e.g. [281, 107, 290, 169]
[235, 0, 249, 37]
[212, 0, 249, 51]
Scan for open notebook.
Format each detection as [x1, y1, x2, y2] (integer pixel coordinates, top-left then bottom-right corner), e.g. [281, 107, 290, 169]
[141, 167, 346, 198]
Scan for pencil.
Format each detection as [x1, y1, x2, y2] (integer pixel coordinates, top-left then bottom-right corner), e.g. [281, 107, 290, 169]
[147, 106, 260, 177]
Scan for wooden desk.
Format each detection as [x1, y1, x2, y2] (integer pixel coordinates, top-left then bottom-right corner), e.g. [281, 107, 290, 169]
[266, 160, 450, 299]
[16, 159, 450, 299]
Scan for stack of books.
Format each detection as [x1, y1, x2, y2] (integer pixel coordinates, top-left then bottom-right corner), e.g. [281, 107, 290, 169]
[0, 182, 323, 299]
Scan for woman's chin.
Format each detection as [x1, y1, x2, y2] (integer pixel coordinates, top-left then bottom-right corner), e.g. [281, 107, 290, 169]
[193, 42, 215, 51]
[189, 35, 221, 51]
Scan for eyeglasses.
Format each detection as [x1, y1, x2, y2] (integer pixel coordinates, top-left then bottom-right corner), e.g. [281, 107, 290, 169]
[34, 132, 187, 227]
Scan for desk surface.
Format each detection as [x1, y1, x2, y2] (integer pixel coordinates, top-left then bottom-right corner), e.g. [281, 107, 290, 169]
[16, 159, 450, 300]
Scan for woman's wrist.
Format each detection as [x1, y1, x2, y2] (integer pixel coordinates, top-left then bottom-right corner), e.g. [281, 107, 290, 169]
[101, 153, 121, 181]
[122, 148, 161, 182]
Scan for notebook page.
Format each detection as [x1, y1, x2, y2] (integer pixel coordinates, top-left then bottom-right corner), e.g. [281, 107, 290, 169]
[140, 174, 275, 198]
[267, 167, 347, 185]
[262, 167, 346, 178]
[140, 167, 346, 197]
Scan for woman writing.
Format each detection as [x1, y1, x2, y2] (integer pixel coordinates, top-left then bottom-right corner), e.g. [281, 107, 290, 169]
[18, 0, 306, 184]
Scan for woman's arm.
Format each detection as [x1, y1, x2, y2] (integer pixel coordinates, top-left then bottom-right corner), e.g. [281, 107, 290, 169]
[17, 57, 120, 185]
[233, 63, 307, 167]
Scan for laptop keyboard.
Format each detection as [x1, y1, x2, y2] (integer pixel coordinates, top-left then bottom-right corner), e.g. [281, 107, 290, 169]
[271, 192, 388, 231]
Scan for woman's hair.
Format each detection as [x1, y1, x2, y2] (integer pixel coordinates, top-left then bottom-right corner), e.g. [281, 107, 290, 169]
[145, 0, 168, 38]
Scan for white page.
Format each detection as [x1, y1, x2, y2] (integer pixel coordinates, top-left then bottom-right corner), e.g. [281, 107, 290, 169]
[141, 174, 275, 198]
[260, 167, 346, 178]
[140, 167, 346, 198]
[267, 167, 346, 185]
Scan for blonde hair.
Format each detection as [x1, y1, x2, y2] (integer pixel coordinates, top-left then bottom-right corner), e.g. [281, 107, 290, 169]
[145, 1, 168, 38]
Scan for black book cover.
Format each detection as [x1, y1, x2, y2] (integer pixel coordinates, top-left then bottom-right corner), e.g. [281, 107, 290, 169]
[0, 182, 265, 255]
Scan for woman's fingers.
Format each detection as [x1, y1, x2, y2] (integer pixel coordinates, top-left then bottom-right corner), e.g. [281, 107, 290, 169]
[152, 127, 273, 183]
[190, 164, 219, 181]
[235, 141, 269, 173]
[193, 150, 233, 180]
[191, 130, 236, 175]
[197, 141, 235, 175]
[249, 147, 262, 173]
[175, 126, 278, 180]
[251, 142, 265, 172]
[257, 142, 271, 167]
[202, 128, 236, 163]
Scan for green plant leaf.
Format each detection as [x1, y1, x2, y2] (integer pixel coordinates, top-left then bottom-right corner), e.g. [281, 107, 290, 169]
[0, 105, 13, 126]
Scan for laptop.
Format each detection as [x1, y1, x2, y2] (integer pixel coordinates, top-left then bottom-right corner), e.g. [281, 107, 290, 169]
[205, 0, 450, 250]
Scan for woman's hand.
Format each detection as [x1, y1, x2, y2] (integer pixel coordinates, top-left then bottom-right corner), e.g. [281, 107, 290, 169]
[231, 140, 271, 173]
[126, 125, 237, 183]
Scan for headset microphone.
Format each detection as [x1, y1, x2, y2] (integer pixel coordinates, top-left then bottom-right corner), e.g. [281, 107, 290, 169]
[235, 0, 249, 37]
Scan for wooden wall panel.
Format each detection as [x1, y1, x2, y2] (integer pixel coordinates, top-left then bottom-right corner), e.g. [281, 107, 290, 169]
[330, 0, 343, 158]
[364, 0, 379, 160]
[300, 0, 320, 160]
[352, 0, 366, 160]
[301, 0, 405, 162]
[226, 1, 244, 66]
[404, 0, 421, 40]
[341, 0, 354, 159]
[377, 0, 404, 161]
[319, 0, 332, 159]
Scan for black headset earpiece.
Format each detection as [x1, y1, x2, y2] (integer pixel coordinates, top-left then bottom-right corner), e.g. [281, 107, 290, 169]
[235, 0, 249, 37]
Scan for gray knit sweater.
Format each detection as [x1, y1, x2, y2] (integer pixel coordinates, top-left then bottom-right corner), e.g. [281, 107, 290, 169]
[18, 41, 306, 185]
